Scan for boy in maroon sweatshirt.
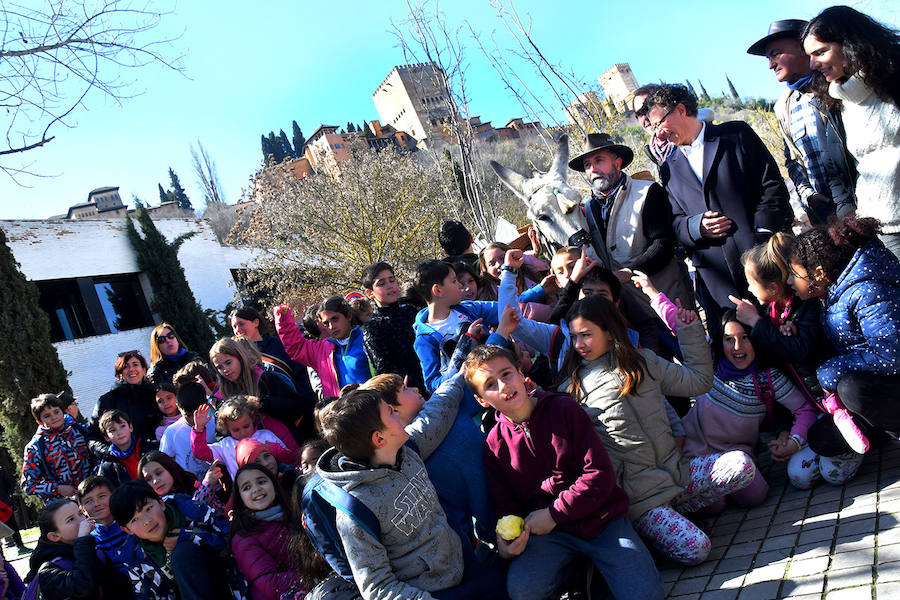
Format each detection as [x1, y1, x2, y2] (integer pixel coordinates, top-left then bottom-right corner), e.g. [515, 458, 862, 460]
[465, 345, 664, 600]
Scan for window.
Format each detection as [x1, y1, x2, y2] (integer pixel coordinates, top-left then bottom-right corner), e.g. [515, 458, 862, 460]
[37, 273, 154, 342]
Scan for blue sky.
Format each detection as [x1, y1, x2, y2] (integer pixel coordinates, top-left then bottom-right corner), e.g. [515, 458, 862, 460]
[1, 0, 896, 219]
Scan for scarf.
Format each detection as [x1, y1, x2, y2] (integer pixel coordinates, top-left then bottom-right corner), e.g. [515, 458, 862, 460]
[715, 357, 756, 381]
[163, 347, 189, 362]
[787, 73, 815, 92]
[767, 292, 795, 326]
[253, 505, 284, 522]
[110, 435, 138, 459]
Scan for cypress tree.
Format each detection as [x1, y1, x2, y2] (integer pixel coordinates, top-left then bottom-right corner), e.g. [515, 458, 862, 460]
[364, 122, 376, 139]
[278, 129, 295, 159]
[158, 183, 172, 205]
[291, 121, 305, 155]
[685, 79, 698, 99]
[0, 226, 70, 472]
[125, 207, 215, 357]
[726, 74, 742, 105]
[267, 132, 285, 163]
[168, 168, 193, 211]
[261, 134, 272, 162]
[697, 79, 711, 102]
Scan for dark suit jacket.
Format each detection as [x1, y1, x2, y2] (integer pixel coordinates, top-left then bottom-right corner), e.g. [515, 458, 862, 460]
[661, 120, 792, 309]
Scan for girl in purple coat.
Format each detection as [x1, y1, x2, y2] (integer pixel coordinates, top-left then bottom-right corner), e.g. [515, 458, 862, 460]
[230, 464, 308, 600]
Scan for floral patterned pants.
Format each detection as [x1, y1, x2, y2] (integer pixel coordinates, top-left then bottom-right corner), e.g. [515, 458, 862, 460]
[633, 450, 756, 565]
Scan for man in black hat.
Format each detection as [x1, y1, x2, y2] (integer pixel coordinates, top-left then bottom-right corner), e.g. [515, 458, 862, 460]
[641, 84, 793, 332]
[748, 19, 856, 224]
[569, 132, 694, 311]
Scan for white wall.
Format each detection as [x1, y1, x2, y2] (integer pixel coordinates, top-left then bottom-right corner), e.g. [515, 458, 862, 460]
[1, 217, 257, 425]
[54, 327, 155, 420]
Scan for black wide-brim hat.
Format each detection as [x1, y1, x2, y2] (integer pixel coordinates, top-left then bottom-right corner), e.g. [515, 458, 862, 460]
[747, 19, 808, 56]
[568, 133, 634, 172]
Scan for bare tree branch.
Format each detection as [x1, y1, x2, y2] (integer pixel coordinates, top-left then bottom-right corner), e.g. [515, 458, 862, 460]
[0, 0, 184, 178]
[191, 140, 225, 206]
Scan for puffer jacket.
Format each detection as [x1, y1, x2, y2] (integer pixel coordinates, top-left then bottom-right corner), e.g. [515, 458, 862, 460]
[817, 239, 900, 392]
[559, 318, 714, 519]
[231, 519, 300, 600]
[413, 301, 499, 393]
[21, 416, 93, 502]
[25, 537, 101, 599]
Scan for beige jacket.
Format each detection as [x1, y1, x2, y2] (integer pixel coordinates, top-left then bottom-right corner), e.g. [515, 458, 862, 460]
[560, 319, 713, 519]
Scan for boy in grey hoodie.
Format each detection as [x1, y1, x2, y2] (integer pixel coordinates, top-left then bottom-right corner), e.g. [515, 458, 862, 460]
[317, 373, 506, 600]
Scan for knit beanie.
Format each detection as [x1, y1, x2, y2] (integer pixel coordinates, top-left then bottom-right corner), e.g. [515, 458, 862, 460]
[236, 438, 268, 467]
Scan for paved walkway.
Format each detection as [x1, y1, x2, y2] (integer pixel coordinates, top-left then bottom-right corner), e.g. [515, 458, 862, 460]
[662, 439, 900, 599]
[5, 441, 900, 599]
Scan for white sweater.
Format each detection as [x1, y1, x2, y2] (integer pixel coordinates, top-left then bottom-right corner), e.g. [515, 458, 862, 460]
[830, 75, 900, 233]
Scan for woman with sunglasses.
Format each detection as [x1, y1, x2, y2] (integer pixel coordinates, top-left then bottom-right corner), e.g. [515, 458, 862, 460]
[88, 350, 161, 443]
[787, 214, 900, 463]
[146, 323, 201, 386]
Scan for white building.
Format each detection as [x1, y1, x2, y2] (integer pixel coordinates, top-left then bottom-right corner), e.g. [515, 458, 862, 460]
[1, 218, 255, 420]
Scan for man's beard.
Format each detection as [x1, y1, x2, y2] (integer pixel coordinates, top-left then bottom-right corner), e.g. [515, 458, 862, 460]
[591, 173, 618, 196]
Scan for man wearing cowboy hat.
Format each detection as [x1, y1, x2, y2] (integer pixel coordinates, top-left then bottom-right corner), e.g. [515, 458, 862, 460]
[569, 133, 693, 309]
[748, 19, 856, 224]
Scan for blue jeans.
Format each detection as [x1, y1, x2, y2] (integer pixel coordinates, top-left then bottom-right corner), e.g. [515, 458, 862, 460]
[506, 518, 664, 600]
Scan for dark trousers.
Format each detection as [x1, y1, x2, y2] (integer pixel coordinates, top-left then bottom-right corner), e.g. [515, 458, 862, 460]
[808, 372, 900, 456]
[433, 539, 508, 600]
[170, 539, 231, 600]
[3, 513, 23, 548]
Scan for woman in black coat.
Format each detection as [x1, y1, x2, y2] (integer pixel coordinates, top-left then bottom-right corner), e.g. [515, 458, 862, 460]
[146, 323, 201, 386]
[88, 350, 160, 444]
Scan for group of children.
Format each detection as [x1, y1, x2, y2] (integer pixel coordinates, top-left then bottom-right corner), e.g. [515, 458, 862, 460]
[12, 212, 900, 600]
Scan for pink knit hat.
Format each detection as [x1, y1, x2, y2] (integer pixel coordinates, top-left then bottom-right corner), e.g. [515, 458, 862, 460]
[235, 438, 268, 467]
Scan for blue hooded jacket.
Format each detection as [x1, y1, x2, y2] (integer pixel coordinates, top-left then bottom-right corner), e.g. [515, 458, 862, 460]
[413, 301, 499, 393]
[817, 240, 900, 391]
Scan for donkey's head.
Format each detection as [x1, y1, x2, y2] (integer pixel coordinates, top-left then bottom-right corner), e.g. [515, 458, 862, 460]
[490, 135, 591, 255]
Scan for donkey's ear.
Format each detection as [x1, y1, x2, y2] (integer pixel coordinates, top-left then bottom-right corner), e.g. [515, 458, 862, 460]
[555, 187, 580, 214]
[490, 160, 529, 201]
[550, 134, 570, 180]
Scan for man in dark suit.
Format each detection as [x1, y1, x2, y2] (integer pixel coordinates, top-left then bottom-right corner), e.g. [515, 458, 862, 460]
[642, 84, 793, 330]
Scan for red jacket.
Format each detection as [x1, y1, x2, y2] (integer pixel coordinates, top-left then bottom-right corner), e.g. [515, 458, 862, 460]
[483, 390, 629, 540]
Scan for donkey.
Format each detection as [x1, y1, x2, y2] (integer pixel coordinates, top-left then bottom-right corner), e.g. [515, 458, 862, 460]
[489, 134, 594, 258]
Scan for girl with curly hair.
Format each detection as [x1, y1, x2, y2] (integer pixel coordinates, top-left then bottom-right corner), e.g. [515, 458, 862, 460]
[787, 215, 900, 466]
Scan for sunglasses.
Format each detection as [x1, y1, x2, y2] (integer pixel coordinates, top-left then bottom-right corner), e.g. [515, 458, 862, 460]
[156, 332, 177, 344]
[117, 349, 142, 357]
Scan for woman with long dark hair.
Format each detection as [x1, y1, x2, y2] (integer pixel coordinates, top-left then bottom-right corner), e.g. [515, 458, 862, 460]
[803, 6, 900, 259]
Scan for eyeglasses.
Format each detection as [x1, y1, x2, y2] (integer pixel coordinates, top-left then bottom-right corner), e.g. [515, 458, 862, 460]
[787, 264, 812, 282]
[117, 350, 142, 357]
[649, 108, 675, 133]
[155, 332, 177, 344]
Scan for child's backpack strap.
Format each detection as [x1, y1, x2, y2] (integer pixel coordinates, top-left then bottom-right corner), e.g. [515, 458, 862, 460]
[23, 557, 76, 600]
[548, 325, 565, 380]
[301, 473, 380, 582]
